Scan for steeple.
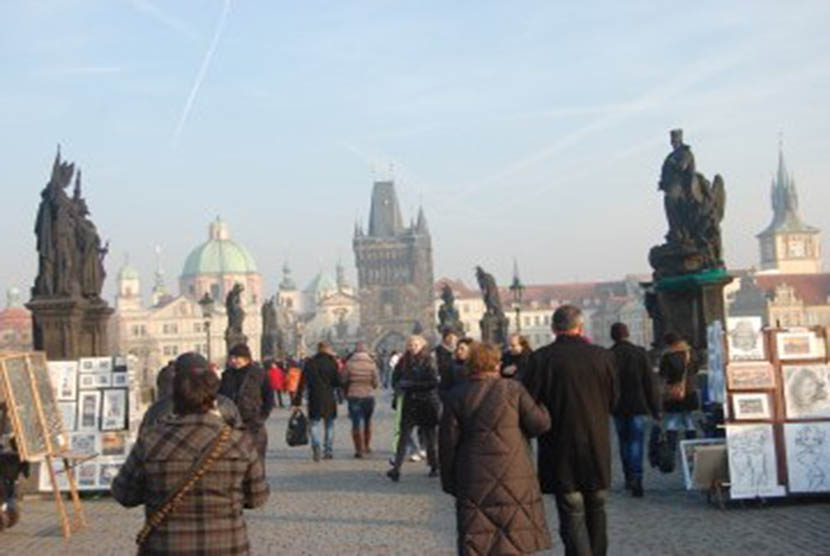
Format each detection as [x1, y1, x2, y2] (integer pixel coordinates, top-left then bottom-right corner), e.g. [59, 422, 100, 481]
[279, 261, 296, 291]
[512, 257, 521, 283]
[151, 245, 169, 305]
[415, 205, 429, 235]
[758, 140, 817, 237]
[368, 180, 404, 237]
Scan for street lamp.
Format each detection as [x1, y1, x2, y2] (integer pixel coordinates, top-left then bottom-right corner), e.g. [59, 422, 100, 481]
[509, 274, 524, 334]
[198, 293, 214, 362]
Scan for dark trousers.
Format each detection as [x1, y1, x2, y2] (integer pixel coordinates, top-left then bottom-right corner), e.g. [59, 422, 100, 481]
[392, 414, 437, 472]
[613, 415, 647, 481]
[250, 427, 268, 461]
[555, 490, 608, 556]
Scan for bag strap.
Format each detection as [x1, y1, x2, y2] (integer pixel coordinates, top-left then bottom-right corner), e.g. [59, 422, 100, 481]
[136, 425, 232, 546]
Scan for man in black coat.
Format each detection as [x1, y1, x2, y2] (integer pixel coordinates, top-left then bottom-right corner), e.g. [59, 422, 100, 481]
[609, 322, 660, 498]
[434, 328, 458, 396]
[523, 305, 617, 556]
[292, 341, 341, 461]
[219, 343, 275, 460]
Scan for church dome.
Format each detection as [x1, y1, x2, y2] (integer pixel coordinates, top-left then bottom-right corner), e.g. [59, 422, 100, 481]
[181, 217, 258, 277]
[304, 271, 337, 298]
[118, 261, 140, 281]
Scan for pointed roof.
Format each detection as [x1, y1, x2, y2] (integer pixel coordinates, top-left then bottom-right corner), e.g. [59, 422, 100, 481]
[368, 180, 405, 237]
[758, 144, 819, 237]
[279, 261, 296, 290]
[415, 205, 429, 235]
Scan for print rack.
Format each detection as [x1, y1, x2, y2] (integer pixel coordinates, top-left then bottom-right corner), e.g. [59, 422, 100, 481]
[720, 322, 830, 503]
[0, 351, 86, 538]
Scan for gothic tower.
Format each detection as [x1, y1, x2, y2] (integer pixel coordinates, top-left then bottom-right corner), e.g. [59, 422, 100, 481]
[353, 180, 435, 351]
[757, 143, 821, 274]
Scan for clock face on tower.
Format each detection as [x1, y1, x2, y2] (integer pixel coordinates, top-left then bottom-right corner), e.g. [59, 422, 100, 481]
[788, 239, 806, 258]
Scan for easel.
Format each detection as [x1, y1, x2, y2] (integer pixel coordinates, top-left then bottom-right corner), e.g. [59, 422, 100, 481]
[0, 353, 87, 538]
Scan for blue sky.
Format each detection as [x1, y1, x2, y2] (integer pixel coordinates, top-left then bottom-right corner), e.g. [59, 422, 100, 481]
[2, 1, 829, 301]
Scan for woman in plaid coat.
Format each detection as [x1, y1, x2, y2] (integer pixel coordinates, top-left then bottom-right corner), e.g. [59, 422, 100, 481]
[112, 353, 269, 555]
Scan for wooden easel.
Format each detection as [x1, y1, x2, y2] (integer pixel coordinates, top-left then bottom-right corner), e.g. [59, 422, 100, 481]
[0, 353, 86, 538]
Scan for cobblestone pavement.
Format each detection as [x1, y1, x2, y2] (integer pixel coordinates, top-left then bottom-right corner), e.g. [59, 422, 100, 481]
[3, 389, 830, 554]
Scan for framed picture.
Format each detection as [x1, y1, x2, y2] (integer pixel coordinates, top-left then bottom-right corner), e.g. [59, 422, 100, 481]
[776, 331, 822, 361]
[783, 365, 830, 419]
[727, 316, 765, 361]
[69, 431, 98, 454]
[731, 393, 772, 420]
[100, 432, 127, 457]
[98, 463, 121, 489]
[47, 361, 78, 401]
[679, 438, 726, 490]
[784, 422, 830, 493]
[725, 424, 786, 499]
[77, 462, 99, 490]
[94, 373, 112, 388]
[112, 373, 129, 387]
[101, 389, 127, 431]
[113, 356, 127, 373]
[58, 401, 77, 432]
[726, 362, 776, 390]
[38, 458, 70, 492]
[78, 373, 97, 390]
[77, 390, 101, 432]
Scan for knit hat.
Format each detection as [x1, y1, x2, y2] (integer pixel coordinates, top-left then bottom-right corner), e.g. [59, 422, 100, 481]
[228, 343, 252, 359]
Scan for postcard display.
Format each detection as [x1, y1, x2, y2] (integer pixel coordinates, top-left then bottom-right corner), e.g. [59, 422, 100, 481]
[723, 318, 830, 499]
[41, 355, 137, 492]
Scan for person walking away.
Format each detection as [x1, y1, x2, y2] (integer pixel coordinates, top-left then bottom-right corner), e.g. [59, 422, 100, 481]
[435, 329, 459, 397]
[218, 344, 274, 460]
[286, 360, 302, 399]
[501, 334, 532, 380]
[609, 322, 660, 497]
[659, 332, 699, 462]
[293, 342, 341, 461]
[387, 335, 440, 482]
[440, 342, 552, 555]
[266, 360, 286, 409]
[341, 342, 380, 458]
[112, 352, 269, 554]
[523, 305, 617, 556]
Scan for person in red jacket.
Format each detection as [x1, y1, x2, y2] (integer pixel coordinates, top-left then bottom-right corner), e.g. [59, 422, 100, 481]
[266, 360, 286, 408]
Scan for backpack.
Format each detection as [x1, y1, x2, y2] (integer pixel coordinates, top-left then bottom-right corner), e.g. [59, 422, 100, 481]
[285, 409, 309, 447]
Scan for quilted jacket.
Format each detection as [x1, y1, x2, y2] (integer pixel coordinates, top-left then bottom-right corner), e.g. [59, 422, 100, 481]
[439, 376, 552, 556]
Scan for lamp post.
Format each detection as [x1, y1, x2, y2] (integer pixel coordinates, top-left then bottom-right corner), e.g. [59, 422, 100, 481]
[509, 274, 524, 334]
[198, 293, 214, 363]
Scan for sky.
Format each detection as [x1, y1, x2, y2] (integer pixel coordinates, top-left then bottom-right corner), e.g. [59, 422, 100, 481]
[1, 1, 829, 303]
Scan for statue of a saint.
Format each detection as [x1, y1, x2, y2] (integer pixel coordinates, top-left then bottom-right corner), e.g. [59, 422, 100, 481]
[74, 174, 108, 300]
[225, 283, 246, 338]
[475, 266, 504, 317]
[437, 283, 463, 335]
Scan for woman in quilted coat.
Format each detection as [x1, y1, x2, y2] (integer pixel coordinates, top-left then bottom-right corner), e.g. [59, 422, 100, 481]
[439, 342, 553, 555]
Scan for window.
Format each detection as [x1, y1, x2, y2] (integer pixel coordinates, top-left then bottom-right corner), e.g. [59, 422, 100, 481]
[462, 304, 469, 314]
[544, 315, 550, 325]
[534, 316, 541, 327]
[194, 322, 202, 333]
[524, 316, 531, 327]
[162, 323, 179, 335]
[162, 345, 179, 356]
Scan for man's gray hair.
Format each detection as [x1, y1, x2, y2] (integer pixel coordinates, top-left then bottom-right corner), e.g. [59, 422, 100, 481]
[552, 304, 583, 332]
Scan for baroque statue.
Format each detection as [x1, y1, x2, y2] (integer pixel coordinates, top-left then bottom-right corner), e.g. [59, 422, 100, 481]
[475, 266, 508, 345]
[33, 149, 108, 300]
[225, 283, 247, 348]
[437, 283, 463, 335]
[650, 129, 726, 278]
[260, 296, 278, 359]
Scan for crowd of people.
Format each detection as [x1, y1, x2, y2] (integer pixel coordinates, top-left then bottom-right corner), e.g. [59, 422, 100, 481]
[111, 303, 701, 556]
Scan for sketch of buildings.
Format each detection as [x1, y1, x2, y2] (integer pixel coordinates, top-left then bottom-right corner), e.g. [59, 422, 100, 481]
[726, 424, 785, 499]
[785, 422, 830, 493]
[783, 365, 830, 419]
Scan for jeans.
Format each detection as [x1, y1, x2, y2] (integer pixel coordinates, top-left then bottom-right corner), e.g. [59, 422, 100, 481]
[310, 416, 335, 454]
[664, 412, 695, 432]
[555, 490, 608, 556]
[347, 397, 375, 431]
[613, 415, 647, 481]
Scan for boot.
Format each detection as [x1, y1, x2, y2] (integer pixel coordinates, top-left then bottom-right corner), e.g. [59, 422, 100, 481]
[312, 445, 321, 462]
[352, 430, 364, 459]
[363, 424, 372, 455]
[624, 472, 634, 491]
[684, 430, 698, 441]
[631, 478, 644, 498]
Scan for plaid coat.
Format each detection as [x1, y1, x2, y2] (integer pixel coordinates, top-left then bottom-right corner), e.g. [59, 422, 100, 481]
[112, 411, 269, 555]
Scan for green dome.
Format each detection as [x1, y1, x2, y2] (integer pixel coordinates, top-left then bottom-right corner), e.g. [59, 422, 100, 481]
[181, 218, 258, 277]
[118, 265, 140, 281]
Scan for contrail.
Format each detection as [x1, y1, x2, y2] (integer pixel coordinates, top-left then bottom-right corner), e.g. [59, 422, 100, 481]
[172, 0, 232, 145]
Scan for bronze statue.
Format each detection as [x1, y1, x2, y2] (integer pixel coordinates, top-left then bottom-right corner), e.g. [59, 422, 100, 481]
[73, 172, 108, 299]
[437, 283, 463, 335]
[651, 129, 726, 278]
[475, 266, 504, 316]
[225, 283, 246, 338]
[260, 296, 278, 360]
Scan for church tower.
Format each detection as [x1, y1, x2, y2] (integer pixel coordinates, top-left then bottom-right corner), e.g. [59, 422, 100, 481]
[756, 143, 821, 274]
[353, 180, 435, 351]
[115, 255, 142, 311]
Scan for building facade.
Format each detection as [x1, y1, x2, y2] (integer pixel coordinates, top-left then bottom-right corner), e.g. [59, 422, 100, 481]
[353, 180, 434, 352]
[0, 288, 33, 353]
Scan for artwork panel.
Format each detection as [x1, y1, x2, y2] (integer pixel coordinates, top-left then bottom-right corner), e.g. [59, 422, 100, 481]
[69, 431, 99, 454]
[38, 458, 70, 492]
[100, 432, 127, 457]
[58, 401, 77, 432]
[680, 438, 726, 490]
[727, 317, 766, 361]
[47, 361, 78, 401]
[112, 373, 129, 387]
[98, 463, 121, 489]
[77, 390, 101, 432]
[783, 365, 830, 419]
[94, 373, 112, 388]
[784, 422, 830, 493]
[732, 393, 772, 420]
[726, 362, 776, 390]
[77, 461, 99, 490]
[776, 332, 822, 361]
[725, 424, 786, 499]
[78, 374, 97, 390]
[100, 388, 127, 431]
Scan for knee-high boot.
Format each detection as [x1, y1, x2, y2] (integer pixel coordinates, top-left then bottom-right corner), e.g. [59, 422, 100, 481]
[352, 430, 364, 458]
[363, 423, 372, 454]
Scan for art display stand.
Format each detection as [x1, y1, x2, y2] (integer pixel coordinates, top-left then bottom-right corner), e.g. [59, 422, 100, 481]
[0, 352, 86, 538]
[717, 323, 830, 504]
[479, 313, 508, 345]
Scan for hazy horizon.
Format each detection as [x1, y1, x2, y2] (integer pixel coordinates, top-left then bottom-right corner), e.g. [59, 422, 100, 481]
[2, 1, 829, 304]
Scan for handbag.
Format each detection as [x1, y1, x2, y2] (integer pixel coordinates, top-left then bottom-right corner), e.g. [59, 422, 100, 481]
[136, 425, 231, 547]
[286, 408, 309, 447]
[648, 424, 675, 473]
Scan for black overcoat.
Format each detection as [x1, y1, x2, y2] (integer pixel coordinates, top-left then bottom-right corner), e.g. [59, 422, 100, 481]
[295, 353, 341, 420]
[610, 340, 660, 418]
[523, 335, 618, 494]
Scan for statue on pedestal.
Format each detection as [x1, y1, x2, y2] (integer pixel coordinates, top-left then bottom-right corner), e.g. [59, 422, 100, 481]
[650, 129, 726, 279]
[437, 283, 463, 336]
[225, 283, 247, 350]
[475, 266, 508, 345]
[260, 296, 278, 360]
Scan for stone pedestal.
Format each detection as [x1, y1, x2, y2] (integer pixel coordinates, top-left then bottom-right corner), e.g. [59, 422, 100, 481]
[226, 332, 249, 354]
[479, 313, 509, 345]
[261, 333, 278, 361]
[643, 269, 733, 361]
[27, 297, 112, 360]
